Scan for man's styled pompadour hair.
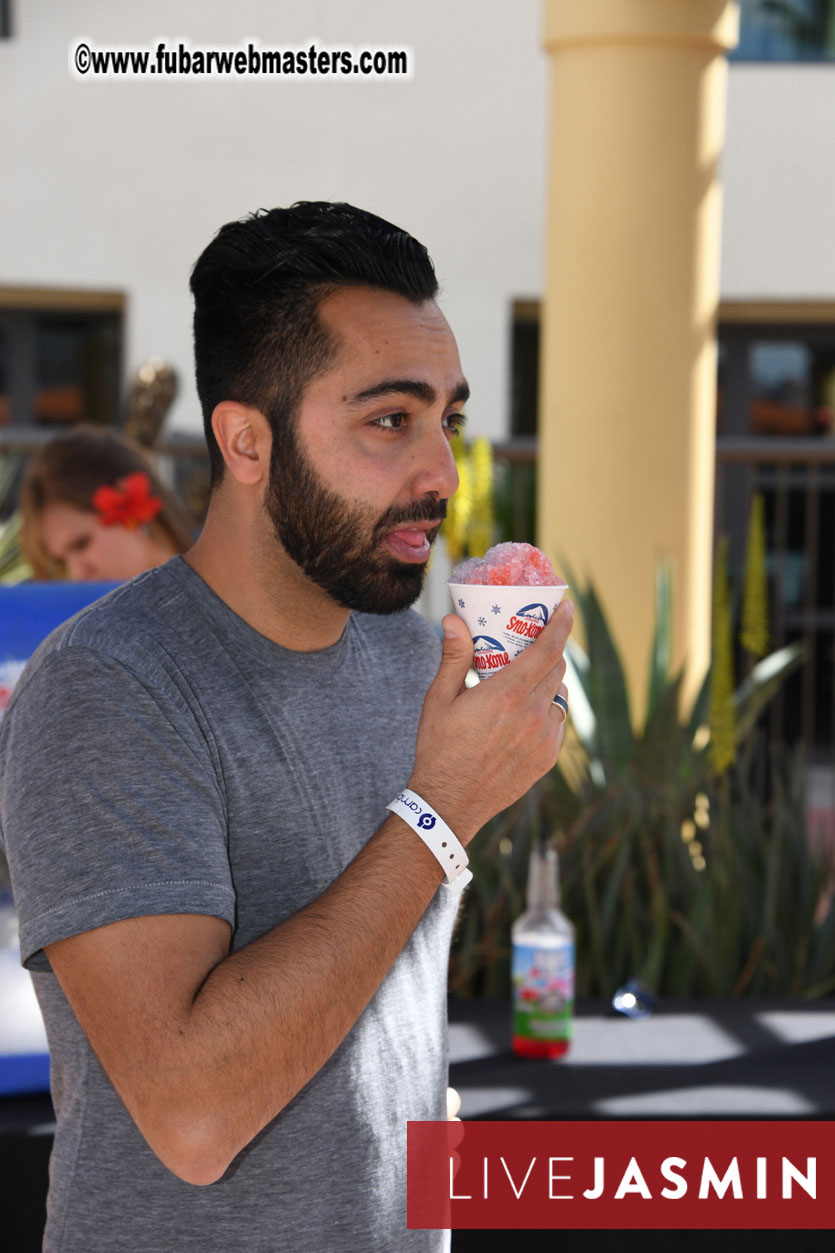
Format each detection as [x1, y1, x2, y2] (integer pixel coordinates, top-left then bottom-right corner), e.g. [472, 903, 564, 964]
[190, 201, 439, 484]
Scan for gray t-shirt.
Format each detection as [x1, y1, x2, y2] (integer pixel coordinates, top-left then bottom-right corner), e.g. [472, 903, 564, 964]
[0, 557, 455, 1252]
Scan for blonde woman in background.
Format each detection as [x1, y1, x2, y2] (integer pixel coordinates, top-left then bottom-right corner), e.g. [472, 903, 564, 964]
[20, 426, 194, 581]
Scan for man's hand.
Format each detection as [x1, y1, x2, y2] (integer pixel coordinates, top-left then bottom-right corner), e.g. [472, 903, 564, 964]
[409, 598, 573, 843]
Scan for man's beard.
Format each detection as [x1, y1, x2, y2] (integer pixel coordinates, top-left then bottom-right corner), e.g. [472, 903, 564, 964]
[264, 424, 447, 615]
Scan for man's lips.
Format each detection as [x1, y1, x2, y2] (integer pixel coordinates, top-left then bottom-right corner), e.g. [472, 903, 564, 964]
[382, 519, 443, 563]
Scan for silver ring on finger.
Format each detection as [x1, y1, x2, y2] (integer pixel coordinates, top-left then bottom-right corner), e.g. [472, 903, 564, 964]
[552, 692, 568, 720]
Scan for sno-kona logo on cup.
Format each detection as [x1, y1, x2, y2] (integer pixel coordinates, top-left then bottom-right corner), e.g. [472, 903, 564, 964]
[507, 603, 549, 640]
[472, 636, 511, 672]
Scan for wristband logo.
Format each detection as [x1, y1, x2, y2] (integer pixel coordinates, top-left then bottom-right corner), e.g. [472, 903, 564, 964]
[394, 794, 438, 831]
[396, 792, 422, 814]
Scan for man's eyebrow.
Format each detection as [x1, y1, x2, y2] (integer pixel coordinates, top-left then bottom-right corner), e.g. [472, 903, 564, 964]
[345, 378, 470, 407]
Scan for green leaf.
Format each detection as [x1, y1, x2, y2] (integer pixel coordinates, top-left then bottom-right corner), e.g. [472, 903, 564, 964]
[599, 820, 636, 938]
[563, 639, 600, 758]
[646, 559, 672, 720]
[581, 583, 634, 779]
[547, 762, 584, 829]
[733, 642, 805, 742]
[634, 671, 685, 786]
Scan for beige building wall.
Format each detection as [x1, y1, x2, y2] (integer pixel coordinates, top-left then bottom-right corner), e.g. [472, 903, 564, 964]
[0, 0, 549, 446]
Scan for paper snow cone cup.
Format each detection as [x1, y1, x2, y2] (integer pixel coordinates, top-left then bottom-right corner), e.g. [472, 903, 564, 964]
[448, 582, 568, 680]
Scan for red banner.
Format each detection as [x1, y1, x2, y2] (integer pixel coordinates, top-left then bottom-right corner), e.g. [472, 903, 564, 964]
[407, 1121, 834, 1229]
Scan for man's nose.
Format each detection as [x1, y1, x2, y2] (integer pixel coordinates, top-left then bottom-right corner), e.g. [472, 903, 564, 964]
[409, 430, 460, 502]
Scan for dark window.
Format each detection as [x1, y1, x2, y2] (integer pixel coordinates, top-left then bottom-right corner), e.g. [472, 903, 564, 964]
[509, 302, 540, 438]
[718, 324, 835, 438]
[0, 305, 122, 430]
[731, 0, 835, 63]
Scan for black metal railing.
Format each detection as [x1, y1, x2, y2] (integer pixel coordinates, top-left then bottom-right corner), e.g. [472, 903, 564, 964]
[716, 438, 835, 761]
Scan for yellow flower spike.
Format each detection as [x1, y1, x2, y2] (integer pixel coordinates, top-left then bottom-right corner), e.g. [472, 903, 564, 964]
[443, 437, 473, 564]
[740, 492, 770, 658]
[467, 436, 495, 558]
[709, 536, 737, 775]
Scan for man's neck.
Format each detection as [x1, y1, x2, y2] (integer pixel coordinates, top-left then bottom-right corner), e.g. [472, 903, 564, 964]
[183, 501, 351, 653]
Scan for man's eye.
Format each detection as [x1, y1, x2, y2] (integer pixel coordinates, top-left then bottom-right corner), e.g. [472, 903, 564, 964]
[371, 413, 408, 430]
[445, 413, 467, 435]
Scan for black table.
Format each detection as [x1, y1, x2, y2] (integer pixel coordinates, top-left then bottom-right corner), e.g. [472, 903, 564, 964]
[448, 996, 835, 1120]
[0, 1092, 53, 1251]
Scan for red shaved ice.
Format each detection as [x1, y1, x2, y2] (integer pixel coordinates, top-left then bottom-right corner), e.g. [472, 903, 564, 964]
[451, 542, 565, 588]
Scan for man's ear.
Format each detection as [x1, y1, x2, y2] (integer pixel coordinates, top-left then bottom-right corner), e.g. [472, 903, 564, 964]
[211, 402, 271, 486]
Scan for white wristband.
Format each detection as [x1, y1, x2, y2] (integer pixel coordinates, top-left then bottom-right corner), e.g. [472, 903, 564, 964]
[386, 789, 472, 892]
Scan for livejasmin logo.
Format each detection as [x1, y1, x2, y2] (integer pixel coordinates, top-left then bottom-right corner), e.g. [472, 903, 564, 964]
[406, 1121, 831, 1230]
[449, 1153, 816, 1202]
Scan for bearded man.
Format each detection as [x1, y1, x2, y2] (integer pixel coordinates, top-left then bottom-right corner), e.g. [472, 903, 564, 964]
[0, 202, 572, 1252]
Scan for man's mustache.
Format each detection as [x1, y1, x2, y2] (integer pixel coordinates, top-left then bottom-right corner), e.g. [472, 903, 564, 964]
[373, 498, 448, 540]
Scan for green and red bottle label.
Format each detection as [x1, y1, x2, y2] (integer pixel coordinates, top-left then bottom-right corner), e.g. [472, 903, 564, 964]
[512, 939, 574, 1055]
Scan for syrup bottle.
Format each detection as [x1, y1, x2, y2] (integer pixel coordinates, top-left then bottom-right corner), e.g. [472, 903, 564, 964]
[511, 835, 574, 1058]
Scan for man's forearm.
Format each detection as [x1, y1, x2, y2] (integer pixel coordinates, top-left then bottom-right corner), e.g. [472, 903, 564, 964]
[56, 813, 446, 1185]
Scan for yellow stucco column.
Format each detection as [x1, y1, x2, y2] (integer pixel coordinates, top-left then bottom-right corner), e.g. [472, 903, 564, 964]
[539, 0, 739, 722]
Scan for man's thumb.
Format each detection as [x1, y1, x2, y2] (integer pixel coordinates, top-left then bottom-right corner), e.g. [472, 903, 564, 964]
[433, 615, 474, 699]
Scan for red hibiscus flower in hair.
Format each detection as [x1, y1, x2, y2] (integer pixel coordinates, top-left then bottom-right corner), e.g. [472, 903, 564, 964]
[92, 472, 163, 530]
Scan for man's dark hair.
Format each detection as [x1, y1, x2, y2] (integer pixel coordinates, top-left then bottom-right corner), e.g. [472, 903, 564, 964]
[190, 201, 439, 485]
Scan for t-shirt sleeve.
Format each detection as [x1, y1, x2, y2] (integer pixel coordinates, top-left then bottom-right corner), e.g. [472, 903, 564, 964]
[0, 645, 236, 971]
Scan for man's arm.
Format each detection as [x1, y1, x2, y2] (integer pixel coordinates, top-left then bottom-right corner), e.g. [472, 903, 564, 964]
[45, 601, 573, 1186]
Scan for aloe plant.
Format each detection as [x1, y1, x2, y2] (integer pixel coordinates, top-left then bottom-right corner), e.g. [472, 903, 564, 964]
[448, 567, 834, 1001]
